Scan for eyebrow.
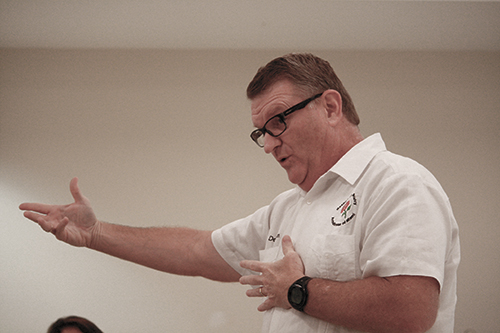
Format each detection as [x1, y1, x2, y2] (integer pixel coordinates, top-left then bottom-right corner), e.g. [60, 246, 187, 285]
[257, 101, 291, 126]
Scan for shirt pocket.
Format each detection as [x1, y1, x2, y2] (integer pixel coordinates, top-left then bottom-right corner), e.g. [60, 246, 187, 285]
[307, 234, 356, 281]
[259, 246, 282, 263]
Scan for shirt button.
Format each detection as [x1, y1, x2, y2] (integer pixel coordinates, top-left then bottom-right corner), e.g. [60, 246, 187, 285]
[306, 201, 312, 205]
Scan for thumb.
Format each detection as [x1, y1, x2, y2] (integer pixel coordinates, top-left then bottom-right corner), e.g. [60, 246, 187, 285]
[282, 235, 296, 256]
[69, 177, 85, 203]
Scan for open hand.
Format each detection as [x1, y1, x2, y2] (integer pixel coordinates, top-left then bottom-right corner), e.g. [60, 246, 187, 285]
[239, 235, 305, 312]
[19, 177, 99, 247]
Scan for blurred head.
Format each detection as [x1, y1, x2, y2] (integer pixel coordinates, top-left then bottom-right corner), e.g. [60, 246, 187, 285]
[47, 316, 103, 333]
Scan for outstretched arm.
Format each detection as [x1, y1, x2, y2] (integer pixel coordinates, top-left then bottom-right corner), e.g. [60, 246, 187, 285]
[19, 178, 240, 282]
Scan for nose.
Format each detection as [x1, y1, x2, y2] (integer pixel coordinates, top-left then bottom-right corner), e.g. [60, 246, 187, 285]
[263, 133, 281, 154]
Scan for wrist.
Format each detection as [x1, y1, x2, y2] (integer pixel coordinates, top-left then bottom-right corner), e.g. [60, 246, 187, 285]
[288, 276, 312, 312]
[88, 220, 103, 249]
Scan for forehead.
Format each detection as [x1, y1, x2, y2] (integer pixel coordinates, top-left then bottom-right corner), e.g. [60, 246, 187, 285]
[250, 80, 304, 126]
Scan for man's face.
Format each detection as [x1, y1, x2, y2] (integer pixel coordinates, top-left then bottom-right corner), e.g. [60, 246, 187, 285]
[251, 80, 331, 191]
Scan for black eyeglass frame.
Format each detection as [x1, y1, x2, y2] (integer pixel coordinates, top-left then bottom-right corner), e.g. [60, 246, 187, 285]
[250, 92, 324, 148]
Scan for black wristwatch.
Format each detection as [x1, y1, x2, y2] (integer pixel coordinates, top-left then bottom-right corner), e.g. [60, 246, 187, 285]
[287, 276, 312, 312]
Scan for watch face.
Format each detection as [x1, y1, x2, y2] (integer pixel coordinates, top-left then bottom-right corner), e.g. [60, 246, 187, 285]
[288, 277, 311, 312]
[290, 286, 303, 305]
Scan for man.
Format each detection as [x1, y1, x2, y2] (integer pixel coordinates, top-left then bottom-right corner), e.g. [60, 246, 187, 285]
[20, 53, 460, 332]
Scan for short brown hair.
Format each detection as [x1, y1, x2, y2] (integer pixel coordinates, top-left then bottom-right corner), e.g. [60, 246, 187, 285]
[247, 53, 359, 125]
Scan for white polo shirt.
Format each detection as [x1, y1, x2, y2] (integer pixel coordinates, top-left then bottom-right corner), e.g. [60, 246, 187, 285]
[212, 133, 460, 333]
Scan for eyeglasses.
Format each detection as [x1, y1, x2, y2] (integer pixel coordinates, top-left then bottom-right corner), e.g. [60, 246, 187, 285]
[250, 92, 323, 148]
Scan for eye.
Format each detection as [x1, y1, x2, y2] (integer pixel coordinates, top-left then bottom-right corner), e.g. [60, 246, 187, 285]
[266, 115, 284, 131]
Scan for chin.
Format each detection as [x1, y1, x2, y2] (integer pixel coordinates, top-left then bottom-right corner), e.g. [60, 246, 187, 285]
[286, 172, 305, 187]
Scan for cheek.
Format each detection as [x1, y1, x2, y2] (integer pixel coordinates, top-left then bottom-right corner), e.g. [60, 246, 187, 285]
[292, 121, 326, 153]
[285, 134, 321, 174]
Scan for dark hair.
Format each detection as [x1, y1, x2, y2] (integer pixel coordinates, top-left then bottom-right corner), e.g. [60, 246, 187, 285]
[47, 316, 103, 333]
[247, 53, 359, 125]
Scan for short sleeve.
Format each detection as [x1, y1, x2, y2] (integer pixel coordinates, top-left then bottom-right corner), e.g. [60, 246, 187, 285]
[359, 172, 455, 290]
[212, 205, 270, 276]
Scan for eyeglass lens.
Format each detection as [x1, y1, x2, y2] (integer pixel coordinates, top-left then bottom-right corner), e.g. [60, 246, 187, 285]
[254, 116, 284, 147]
[251, 92, 323, 147]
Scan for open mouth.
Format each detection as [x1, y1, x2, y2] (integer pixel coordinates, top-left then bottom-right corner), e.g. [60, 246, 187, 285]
[278, 156, 289, 164]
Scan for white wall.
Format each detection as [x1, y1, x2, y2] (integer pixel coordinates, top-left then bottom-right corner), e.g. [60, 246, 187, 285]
[1, 49, 499, 332]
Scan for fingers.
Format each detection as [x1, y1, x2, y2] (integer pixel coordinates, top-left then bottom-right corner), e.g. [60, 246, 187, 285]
[239, 272, 263, 286]
[32, 216, 70, 242]
[69, 177, 85, 203]
[38, 216, 60, 234]
[22, 212, 59, 234]
[37, 217, 52, 233]
[19, 202, 52, 215]
[258, 298, 275, 312]
[244, 287, 275, 312]
[22, 210, 49, 223]
[239, 259, 263, 273]
[239, 260, 268, 285]
[53, 217, 69, 239]
[245, 286, 267, 298]
[19, 177, 83, 214]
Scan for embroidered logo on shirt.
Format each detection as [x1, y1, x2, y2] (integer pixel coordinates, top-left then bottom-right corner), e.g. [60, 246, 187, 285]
[331, 193, 357, 226]
[268, 233, 280, 243]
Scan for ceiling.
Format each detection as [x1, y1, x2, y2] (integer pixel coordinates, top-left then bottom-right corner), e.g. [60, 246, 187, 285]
[1, 0, 499, 50]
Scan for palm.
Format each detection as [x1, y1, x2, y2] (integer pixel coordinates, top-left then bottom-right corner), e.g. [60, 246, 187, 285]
[20, 178, 98, 247]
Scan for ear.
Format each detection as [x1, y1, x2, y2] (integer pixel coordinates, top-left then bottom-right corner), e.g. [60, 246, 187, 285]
[322, 89, 343, 126]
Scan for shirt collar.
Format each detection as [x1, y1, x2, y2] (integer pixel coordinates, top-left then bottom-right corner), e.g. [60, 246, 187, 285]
[327, 133, 387, 185]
